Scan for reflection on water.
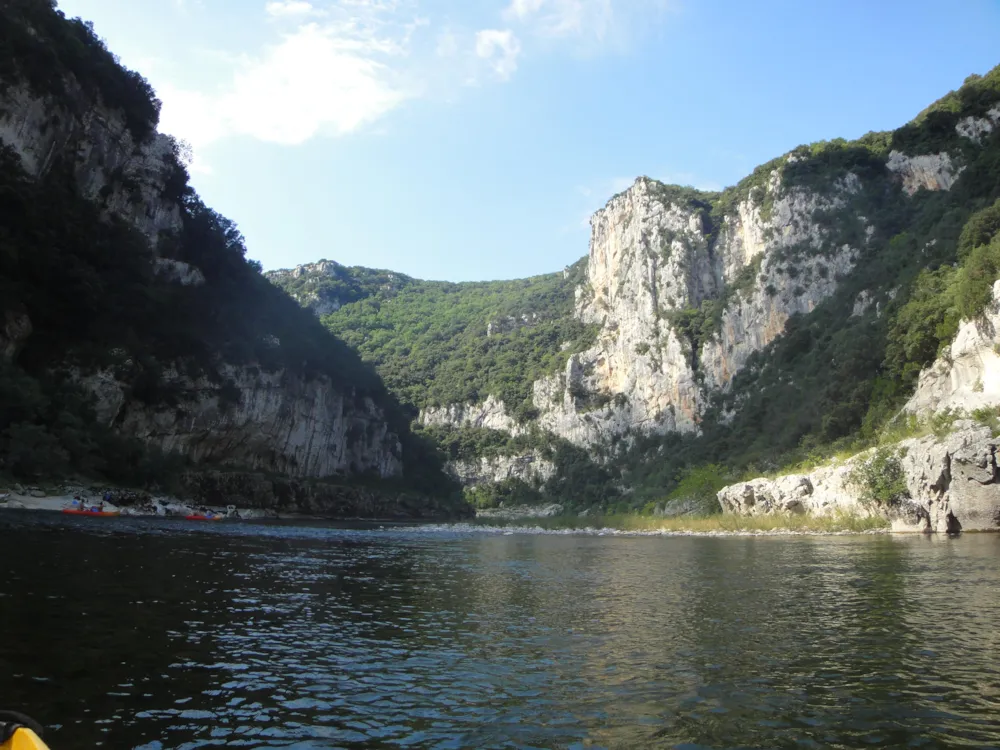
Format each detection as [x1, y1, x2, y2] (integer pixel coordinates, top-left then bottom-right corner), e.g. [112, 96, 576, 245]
[1, 512, 1000, 749]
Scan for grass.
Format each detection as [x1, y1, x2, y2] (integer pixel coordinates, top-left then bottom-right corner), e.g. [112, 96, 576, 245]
[763, 408, 974, 481]
[469, 510, 889, 534]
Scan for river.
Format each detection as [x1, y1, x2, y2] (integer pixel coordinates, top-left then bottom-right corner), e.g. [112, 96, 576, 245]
[1, 512, 999, 749]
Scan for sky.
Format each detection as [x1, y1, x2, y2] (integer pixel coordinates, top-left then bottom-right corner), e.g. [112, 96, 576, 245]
[55, 0, 1000, 282]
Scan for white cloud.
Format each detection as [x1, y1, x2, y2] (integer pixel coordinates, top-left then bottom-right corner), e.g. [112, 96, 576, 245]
[475, 29, 521, 81]
[504, 0, 613, 40]
[265, 0, 317, 17]
[159, 5, 417, 151]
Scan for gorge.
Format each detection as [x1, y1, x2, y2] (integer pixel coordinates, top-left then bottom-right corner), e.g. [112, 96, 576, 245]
[270, 67, 1000, 528]
[4, 0, 1000, 530]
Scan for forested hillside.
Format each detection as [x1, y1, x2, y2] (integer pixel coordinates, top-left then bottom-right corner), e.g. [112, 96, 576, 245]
[0, 0, 459, 510]
[268, 258, 597, 416]
[273, 65, 1000, 513]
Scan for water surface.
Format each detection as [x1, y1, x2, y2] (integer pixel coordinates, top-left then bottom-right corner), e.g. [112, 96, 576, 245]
[1, 511, 1000, 749]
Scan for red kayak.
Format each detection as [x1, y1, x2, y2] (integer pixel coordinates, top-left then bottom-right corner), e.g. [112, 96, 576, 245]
[185, 514, 223, 521]
[62, 508, 121, 517]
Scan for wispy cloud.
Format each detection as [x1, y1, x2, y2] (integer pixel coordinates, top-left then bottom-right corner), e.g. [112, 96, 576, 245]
[502, 0, 672, 50]
[504, 0, 613, 41]
[265, 0, 318, 17]
[153, 0, 675, 162]
[475, 29, 521, 80]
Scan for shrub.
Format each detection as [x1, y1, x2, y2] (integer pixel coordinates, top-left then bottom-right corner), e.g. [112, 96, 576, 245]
[847, 446, 910, 509]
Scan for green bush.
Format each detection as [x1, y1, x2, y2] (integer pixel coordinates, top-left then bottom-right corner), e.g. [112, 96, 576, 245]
[955, 235, 1000, 320]
[848, 447, 911, 509]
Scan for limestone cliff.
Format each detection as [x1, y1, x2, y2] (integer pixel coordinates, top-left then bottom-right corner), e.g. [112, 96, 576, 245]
[423, 167, 878, 449]
[0, 81, 183, 245]
[905, 280, 1000, 417]
[0, 4, 422, 489]
[446, 452, 555, 489]
[76, 365, 402, 479]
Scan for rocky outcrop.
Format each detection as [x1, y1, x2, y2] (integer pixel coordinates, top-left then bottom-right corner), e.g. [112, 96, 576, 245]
[886, 151, 964, 195]
[447, 452, 555, 488]
[0, 83, 183, 244]
[956, 105, 1000, 143]
[905, 280, 1000, 416]
[718, 422, 1000, 533]
[521, 171, 870, 444]
[267, 261, 347, 316]
[699, 175, 864, 391]
[524, 179, 709, 443]
[419, 394, 526, 436]
[75, 364, 403, 479]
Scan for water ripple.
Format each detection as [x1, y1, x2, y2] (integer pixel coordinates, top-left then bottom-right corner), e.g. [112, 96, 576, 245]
[1, 513, 999, 748]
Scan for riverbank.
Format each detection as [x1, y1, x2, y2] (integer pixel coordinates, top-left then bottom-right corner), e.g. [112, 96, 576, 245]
[451, 510, 891, 535]
[0, 483, 275, 519]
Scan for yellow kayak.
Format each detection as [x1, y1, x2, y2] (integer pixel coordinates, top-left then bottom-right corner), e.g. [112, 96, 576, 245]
[0, 713, 50, 750]
[0, 728, 49, 750]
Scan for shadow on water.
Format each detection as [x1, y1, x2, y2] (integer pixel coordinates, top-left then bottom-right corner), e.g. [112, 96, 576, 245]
[2, 512, 1000, 749]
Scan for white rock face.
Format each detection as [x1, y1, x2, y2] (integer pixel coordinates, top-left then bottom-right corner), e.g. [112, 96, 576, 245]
[718, 423, 1000, 533]
[700, 177, 863, 391]
[0, 83, 183, 244]
[75, 364, 403, 479]
[266, 261, 346, 316]
[956, 105, 1000, 143]
[886, 151, 964, 196]
[419, 395, 526, 436]
[531, 172, 867, 441]
[447, 452, 555, 488]
[423, 170, 872, 448]
[528, 178, 710, 441]
[905, 280, 1000, 416]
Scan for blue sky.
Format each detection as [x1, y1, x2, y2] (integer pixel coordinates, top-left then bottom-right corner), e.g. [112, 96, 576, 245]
[56, 0, 1000, 282]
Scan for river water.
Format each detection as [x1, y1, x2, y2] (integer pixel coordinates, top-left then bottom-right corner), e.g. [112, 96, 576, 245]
[2, 513, 1000, 749]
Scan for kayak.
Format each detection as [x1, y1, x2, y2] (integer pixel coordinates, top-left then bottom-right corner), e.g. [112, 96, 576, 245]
[62, 508, 120, 517]
[185, 514, 223, 521]
[1, 727, 49, 750]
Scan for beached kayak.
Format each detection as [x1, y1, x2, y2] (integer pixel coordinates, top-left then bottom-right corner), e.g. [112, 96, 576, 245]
[62, 508, 121, 517]
[185, 514, 223, 521]
[0, 727, 49, 750]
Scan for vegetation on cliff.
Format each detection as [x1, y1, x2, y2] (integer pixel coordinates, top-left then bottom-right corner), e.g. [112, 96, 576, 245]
[273, 64, 1000, 514]
[0, 1, 460, 510]
[269, 259, 597, 418]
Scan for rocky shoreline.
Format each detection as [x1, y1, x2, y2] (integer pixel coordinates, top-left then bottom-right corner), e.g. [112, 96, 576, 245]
[0, 470, 473, 522]
[0, 483, 276, 519]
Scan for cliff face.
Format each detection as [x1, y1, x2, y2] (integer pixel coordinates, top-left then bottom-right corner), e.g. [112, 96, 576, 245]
[0, 5, 414, 486]
[0, 81, 183, 245]
[76, 365, 402, 479]
[419, 168, 876, 450]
